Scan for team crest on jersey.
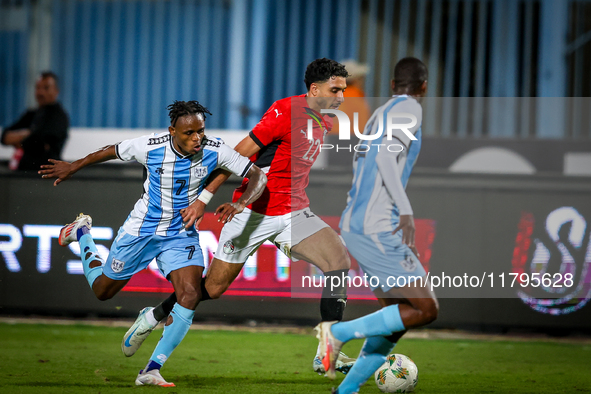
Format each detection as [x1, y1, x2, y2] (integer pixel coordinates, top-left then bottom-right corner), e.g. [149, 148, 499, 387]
[194, 166, 208, 178]
[111, 259, 125, 273]
[223, 240, 235, 254]
[399, 254, 417, 272]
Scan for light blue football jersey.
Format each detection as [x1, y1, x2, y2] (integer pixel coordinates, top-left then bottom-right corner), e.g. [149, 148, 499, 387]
[115, 132, 252, 236]
[340, 95, 423, 235]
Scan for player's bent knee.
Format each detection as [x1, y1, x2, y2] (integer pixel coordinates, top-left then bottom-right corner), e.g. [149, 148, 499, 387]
[91, 280, 113, 301]
[207, 285, 225, 300]
[91, 276, 123, 301]
[94, 288, 115, 301]
[421, 300, 439, 325]
[95, 293, 112, 301]
[325, 247, 351, 271]
[338, 255, 351, 269]
[176, 288, 200, 310]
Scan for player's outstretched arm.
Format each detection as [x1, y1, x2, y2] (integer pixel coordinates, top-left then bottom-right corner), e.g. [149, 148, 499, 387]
[215, 165, 267, 224]
[38, 145, 118, 186]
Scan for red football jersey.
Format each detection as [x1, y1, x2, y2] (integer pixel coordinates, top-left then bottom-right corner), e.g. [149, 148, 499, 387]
[233, 94, 331, 216]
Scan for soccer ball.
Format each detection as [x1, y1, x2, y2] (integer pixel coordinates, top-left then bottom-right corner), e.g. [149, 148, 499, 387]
[374, 353, 418, 393]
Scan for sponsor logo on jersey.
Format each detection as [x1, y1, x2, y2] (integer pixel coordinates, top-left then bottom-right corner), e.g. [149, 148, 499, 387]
[148, 134, 170, 145]
[194, 166, 208, 178]
[112, 259, 125, 273]
[399, 254, 417, 272]
[223, 240, 235, 254]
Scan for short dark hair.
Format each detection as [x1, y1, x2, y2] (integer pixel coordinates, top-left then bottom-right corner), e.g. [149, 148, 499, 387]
[40, 71, 59, 88]
[304, 58, 349, 90]
[167, 100, 212, 127]
[393, 57, 428, 93]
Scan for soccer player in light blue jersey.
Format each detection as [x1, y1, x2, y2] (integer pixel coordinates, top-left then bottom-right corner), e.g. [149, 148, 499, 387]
[315, 58, 439, 393]
[39, 101, 267, 387]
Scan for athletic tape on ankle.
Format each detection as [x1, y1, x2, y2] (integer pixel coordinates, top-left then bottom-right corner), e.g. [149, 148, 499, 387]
[197, 189, 213, 205]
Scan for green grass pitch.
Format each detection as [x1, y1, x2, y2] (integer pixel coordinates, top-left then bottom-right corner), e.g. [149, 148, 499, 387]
[1, 322, 590, 393]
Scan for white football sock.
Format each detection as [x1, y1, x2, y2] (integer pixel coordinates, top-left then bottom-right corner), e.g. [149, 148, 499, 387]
[146, 309, 159, 326]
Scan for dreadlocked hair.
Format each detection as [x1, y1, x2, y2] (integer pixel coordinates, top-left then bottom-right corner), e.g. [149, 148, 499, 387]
[167, 100, 212, 127]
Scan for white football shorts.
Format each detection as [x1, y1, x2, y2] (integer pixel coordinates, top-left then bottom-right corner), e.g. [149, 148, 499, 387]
[214, 207, 330, 264]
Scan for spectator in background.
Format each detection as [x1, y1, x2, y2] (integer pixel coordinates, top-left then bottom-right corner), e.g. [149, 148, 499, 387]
[1, 71, 69, 171]
[329, 60, 371, 136]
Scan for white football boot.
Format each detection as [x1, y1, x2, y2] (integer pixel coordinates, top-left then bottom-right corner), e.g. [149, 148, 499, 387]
[336, 352, 356, 374]
[135, 369, 175, 387]
[122, 307, 158, 357]
[314, 321, 345, 380]
[58, 213, 92, 246]
[314, 351, 356, 376]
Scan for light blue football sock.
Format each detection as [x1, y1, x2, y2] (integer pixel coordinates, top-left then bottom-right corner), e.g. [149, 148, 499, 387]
[147, 303, 194, 371]
[337, 336, 395, 394]
[331, 304, 405, 343]
[79, 234, 103, 289]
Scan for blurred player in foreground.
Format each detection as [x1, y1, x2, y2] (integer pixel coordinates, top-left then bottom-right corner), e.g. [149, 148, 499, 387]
[123, 58, 356, 374]
[315, 58, 438, 393]
[39, 101, 267, 387]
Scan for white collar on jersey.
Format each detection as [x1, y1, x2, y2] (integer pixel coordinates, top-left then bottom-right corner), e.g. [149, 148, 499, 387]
[391, 94, 420, 104]
[169, 137, 193, 159]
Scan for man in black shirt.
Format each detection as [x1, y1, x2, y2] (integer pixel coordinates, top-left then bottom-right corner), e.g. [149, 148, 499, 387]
[1, 71, 69, 171]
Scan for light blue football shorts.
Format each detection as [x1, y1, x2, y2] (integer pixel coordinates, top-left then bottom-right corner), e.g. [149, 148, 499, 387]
[102, 227, 204, 281]
[340, 230, 427, 292]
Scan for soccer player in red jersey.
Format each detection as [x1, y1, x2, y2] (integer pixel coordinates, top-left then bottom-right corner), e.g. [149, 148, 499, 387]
[123, 58, 355, 374]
